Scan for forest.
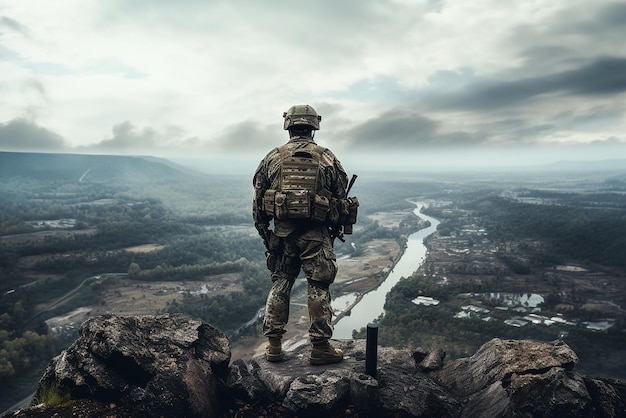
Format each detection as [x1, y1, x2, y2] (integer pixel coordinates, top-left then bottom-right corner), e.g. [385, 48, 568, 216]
[365, 185, 626, 379]
[1, 151, 626, 410]
[0, 152, 428, 411]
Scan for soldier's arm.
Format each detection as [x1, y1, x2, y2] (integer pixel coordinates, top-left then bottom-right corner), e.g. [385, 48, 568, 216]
[332, 157, 349, 200]
[252, 161, 272, 233]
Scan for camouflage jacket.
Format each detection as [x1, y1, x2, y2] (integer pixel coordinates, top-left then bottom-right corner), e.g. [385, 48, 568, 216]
[253, 136, 348, 237]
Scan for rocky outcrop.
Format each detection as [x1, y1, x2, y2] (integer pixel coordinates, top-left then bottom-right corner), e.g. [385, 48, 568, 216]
[431, 338, 626, 418]
[31, 314, 230, 418]
[3, 314, 625, 418]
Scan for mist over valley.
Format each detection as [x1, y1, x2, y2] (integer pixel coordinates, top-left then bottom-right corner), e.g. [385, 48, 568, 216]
[1, 151, 626, 413]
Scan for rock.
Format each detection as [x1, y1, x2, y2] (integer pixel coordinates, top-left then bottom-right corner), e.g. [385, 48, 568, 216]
[432, 338, 625, 418]
[417, 347, 446, 371]
[227, 339, 461, 417]
[33, 314, 230, 418]
[6, 317, 626, 418]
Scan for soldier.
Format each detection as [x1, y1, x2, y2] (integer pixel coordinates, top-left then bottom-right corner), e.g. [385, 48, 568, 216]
[252, 104, 357, 365]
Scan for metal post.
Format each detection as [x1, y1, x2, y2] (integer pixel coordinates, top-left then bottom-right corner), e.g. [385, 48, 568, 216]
[365, 323, 378, 378]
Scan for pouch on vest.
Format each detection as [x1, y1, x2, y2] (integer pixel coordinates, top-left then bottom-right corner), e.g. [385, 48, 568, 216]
[311, 194, 330, 223]
[345, 196, 359, 226]
[263, 189, 277, 215]
[262, 188, 311, 220]
[285, 190, 311, 219]
[333, 196, 359, 234]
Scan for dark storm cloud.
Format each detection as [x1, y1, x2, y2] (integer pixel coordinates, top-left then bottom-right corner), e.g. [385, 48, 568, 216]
[339, 109, 482, 150]
[215, 120, 281, 155]
[89, 121, 159, 150]
[0, 16, 30, 36]
[555, 57, 626, 95]
[0, 118, 67, 151]
[551, 1, 626, 39]
[598, 1, 626, 26]
[426, 57, 626, 111]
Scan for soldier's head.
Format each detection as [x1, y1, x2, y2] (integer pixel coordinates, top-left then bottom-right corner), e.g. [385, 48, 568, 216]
[283, 104, 321, 138]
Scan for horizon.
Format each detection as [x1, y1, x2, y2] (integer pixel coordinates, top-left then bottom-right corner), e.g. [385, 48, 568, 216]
[1, 1, 626, 170]
[2, 148, 626, 178]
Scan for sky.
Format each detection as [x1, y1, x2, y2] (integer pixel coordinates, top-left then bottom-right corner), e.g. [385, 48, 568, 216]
[1, 0, 626, 173]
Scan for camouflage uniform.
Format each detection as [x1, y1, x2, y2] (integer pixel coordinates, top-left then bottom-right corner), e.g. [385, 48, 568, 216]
[253, 135, 348, 344]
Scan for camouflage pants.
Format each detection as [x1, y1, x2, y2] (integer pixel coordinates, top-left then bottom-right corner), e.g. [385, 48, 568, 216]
[262, 226, 338, 344]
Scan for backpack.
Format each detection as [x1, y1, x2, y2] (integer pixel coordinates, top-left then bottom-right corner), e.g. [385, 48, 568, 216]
[262, 142, 359, 231]
[263, 144, 330, 222]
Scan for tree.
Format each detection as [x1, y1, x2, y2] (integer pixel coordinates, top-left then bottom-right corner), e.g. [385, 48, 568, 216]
[128, 262, 141, 277]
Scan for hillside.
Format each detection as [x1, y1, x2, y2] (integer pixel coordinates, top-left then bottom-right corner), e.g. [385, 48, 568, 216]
[0, 152, 193, 182]
[0, 151, 263, 413]
[2, 151, 626, 414]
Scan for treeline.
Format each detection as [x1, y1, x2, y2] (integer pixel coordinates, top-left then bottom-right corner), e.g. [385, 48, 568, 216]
[161, 261, 271, 334]
[365, 273, 626, 377]
[0, 297, 71, 411]
[353, 176, 442, 216]
[469, 196, 626, 267]
[0, 163, 256, 411]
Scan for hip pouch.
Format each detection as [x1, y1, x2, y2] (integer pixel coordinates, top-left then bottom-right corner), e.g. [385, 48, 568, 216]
[332, 196, 359, 234]
[311, 194, 330, 223]
[263, 189, 312, 220]
[262, 189, 331, 223]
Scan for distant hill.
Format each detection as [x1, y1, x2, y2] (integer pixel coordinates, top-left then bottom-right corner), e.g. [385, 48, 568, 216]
[0, 151, 252, 216]
[546, 159, 626, 172]
[0, 151, 203, 184]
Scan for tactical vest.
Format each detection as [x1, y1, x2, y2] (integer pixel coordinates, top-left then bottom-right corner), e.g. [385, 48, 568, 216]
[263, 145, 331, 223]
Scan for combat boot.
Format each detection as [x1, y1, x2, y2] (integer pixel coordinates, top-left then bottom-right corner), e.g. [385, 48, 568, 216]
[310, 341, 343, 365]
[265, 337, 284, 362]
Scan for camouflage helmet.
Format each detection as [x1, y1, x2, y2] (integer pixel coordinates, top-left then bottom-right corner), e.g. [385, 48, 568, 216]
[283, 104, 321, 130]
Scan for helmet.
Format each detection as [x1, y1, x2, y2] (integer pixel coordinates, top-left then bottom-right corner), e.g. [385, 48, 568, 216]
[283, 104, 321, 130]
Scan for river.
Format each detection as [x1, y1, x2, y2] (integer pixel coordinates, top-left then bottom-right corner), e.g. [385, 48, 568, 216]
[332, 201, 440, 339]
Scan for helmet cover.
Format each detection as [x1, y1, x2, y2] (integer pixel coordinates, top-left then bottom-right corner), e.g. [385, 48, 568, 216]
[283, 104, 321, 130]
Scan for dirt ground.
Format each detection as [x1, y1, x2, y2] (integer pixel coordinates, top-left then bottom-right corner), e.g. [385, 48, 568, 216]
[45, 274, 242, 332]
[367, 210, 411, 229]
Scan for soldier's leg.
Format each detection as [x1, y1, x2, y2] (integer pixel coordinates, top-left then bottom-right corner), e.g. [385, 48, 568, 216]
[307, 280, 333, 343]
[300, 233, 343, 365]
[262, 271, 294, 339]
[298, 230, 338, 344]
[262, 240, 301, 339]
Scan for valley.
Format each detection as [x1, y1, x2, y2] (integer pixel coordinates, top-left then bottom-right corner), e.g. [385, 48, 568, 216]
[1, 151, 626, 412]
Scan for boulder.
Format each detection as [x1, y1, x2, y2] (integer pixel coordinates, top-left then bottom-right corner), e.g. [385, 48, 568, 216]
[33, 314, 230, 418]
[432, 338, 626, 418]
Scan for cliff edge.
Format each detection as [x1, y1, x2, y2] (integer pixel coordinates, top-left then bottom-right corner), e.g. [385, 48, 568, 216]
[3, 314, 625, 417]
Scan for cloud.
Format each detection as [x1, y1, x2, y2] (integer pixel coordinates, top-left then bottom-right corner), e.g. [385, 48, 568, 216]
[0, 16, 30, 36]
[83, 121, 197, 155]
[91, 121, 159, 151]
[419, 57, 626, 112]
[214, 120, 279, 156]
[340, 110, 437, 148]
[1, 0, 626, 168]
[0, 118, 67, 151]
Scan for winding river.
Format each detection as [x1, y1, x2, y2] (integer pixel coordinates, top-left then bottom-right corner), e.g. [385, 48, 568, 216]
[332, 201, 440, 339]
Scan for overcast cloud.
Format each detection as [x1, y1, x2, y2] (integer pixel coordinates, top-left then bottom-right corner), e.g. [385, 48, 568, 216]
[1, 0, 625, 171]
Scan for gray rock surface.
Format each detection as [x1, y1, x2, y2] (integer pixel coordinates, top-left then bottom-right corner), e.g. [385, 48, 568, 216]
[228, 339, 460, 416]
[33, 314, 230, 418]
[5, 315, 626, 418]
[431, 338, 626, 418]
